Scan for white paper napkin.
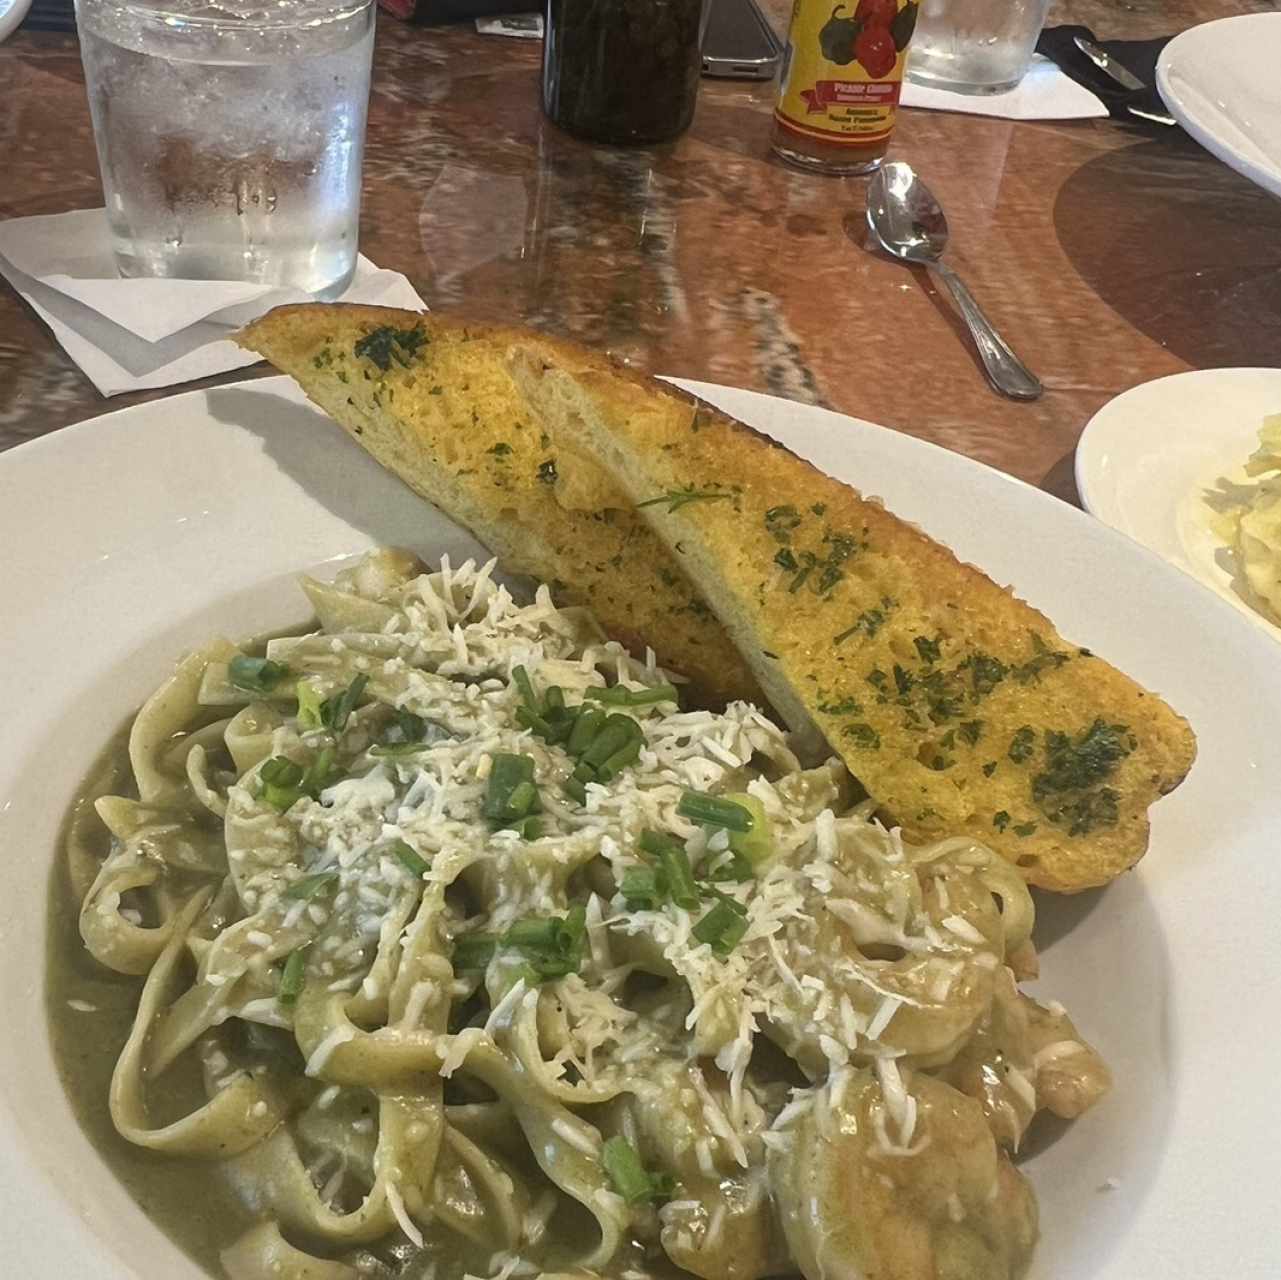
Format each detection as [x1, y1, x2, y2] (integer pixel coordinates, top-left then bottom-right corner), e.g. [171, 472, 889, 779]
[901, 54, 1108, 121]
[0, 209, 427, 396]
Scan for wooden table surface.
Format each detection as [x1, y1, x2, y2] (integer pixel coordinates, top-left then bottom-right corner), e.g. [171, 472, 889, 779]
[3, 0, 1279, 505]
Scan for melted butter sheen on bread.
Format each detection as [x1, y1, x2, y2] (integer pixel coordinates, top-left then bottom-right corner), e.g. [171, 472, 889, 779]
[234, 304, 766, 711]
[507, 346, 1197, 893]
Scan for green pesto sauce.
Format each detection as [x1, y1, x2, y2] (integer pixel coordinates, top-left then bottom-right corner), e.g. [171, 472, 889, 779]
[45, 732, 257, 1274]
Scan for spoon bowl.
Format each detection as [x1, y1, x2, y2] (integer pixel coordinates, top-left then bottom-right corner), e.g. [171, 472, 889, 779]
[867, 161, 950, 263]
[867, 162, 1042, 401]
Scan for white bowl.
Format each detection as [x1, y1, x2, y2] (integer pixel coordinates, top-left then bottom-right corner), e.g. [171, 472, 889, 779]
[2, 378, 1280, 1277]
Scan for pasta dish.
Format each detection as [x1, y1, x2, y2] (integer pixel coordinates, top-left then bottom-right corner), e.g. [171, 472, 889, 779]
[58, 548, 1111, 1280]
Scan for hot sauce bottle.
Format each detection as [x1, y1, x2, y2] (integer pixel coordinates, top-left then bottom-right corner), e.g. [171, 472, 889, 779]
[771, 0, 919, 175]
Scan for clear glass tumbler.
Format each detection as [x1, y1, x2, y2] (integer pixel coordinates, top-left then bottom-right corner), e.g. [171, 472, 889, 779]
[75, 0, 375, 297]
[905, 0, 1051, 95]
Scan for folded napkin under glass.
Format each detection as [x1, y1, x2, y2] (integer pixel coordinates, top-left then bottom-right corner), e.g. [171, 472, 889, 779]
[0, 209, 427, 396]
[900, 52, 1106, 122]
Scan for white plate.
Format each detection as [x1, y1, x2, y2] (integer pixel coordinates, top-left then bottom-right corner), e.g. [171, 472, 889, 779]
[0, 0, 33, 43]
[2, 377, 1279, 1279]
[1076, 366, 1281, 642]
[1157, 13, 1281, 199]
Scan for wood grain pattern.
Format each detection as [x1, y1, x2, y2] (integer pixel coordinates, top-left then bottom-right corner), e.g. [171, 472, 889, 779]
[2, 0, 1279, 501]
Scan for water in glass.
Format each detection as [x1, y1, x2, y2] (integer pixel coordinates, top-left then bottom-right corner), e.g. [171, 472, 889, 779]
[905, 0, 1051, 95]
[75, 0, 374, 296]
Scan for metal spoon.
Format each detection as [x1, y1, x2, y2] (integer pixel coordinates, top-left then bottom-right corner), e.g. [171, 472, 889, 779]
[867, 161, 1043, 401]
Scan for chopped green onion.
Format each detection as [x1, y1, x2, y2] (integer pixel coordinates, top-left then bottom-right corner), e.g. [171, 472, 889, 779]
[258, 755, 305, 811]
[370, 741, 429, 757]
[504, 917, 563, 951]
[500, 904, 586, 982]
[260, 782, 302, 812]
[483, 753, 541, 825]
[582, 715, 641, 768]
[567, 708, 607, 756]
[301, 745, 341, 796]
[517, 953, 575, 982]
[452, 934, 497, 971]
[543, 713, 578, 745]
[282, 870, 340, 900]
[295, 680, 325, 731]
[321, 673, 369, 732]
[229, 654, 291, 694]
[640, 831, 700, 910]
[545, 686, 566, 712]
[677, 790, 754, 833]
[725, 792, 772, 865]
[563, 901, 587, 940]
[601, 1136, 674, 1205]
[702, 884, 749, 914]
[584, 684, 679, 708]
[383, 707, 426, 744]
[503, 815, 543, 840]
[515, 704, 553, 737]
[594, 737, 642, 782]
[278, 945, 311, 1005]
[693, 897, 750, 956]
[388, 839, 429, 878]
[263, 784, 301, 811]
[506, 780, 540, 817]
[511, 664, 539, 711]
[620, 866, 664, 911]
[261, 756, 304, 787]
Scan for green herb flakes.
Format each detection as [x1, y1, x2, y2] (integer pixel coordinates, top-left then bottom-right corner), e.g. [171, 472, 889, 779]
[913, 635, 942, 665]
[764, 504, 802, 542]
[843, 723, 881, 749]
[353, 325, 427, 371]
[817, 695, 860, 715]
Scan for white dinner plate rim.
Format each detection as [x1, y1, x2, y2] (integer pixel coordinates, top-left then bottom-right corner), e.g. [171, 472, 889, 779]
[1156, 12, 1281, 200]
[2, 375, 1280, 1280]
[0, 0, 34, 44]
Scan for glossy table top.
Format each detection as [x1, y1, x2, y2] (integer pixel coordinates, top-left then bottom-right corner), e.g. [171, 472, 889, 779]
[3, 0, 1279, 504]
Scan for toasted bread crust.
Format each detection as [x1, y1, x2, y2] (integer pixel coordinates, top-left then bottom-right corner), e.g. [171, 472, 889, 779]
[507, 345, 1197, 892]
[235, 304, 766, 710]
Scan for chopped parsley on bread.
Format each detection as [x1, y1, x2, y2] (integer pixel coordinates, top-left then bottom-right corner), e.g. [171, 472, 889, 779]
[237, 303, 1195, 893]
[507, 344, 1197, 893]
[234, 305, 766, 711]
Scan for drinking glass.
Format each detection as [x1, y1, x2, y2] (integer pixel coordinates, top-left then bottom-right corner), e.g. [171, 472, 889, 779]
[75, 0, 375, 297]
[905, 0, 1051, 95]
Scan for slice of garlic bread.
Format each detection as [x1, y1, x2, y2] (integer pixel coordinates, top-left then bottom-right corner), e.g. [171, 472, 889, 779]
[235, 305, 765, 710]
[508, 345, 1196, 892]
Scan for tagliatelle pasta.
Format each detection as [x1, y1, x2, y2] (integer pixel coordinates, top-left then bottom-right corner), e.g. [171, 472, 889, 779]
[58, 548, 1111, 1280]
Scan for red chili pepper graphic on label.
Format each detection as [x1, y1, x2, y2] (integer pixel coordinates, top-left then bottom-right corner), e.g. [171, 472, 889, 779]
[855, 23, 897, 77]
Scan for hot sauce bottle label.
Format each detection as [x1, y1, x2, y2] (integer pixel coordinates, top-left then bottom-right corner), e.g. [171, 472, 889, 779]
[775, 0, 919, 146]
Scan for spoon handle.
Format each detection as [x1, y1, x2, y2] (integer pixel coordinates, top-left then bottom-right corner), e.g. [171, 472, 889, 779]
[930, 262, 1043, 401]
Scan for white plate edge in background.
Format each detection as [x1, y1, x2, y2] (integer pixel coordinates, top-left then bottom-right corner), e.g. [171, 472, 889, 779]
[1076, 365, 1281, 643]
[1157, 12, 1281, 200]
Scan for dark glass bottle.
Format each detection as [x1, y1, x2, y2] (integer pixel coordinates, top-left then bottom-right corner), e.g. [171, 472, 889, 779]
[542, 0, 705, 145]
